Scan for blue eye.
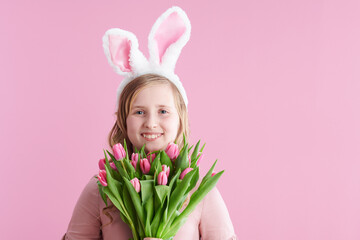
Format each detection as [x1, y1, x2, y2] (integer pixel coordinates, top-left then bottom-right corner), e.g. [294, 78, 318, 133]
[160, 110, 168, 114]
[135, 111, 144, 115]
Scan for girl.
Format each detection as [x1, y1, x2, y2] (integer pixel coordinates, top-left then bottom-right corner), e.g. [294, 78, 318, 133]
[64, 7, 236, 240]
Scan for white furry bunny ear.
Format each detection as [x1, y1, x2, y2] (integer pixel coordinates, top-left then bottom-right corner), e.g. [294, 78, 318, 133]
[103, 29, 148, 77]
[103, 6, 191, 109]
[148, 6, 191, 71]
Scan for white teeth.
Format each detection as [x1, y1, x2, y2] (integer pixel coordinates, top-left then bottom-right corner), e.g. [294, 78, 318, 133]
[142, 134, 161, 139]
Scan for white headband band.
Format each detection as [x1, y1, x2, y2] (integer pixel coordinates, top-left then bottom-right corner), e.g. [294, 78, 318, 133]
[102, 6, 191, 110]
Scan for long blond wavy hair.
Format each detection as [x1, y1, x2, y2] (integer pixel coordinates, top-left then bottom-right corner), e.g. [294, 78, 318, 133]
[108, 74, 190, 154]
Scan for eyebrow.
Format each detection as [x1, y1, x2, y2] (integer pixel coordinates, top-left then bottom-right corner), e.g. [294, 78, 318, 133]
[132, 104, 172, 109]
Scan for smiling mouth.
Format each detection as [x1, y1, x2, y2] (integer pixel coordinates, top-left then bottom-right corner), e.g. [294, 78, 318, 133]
[141, 133, 163, 141]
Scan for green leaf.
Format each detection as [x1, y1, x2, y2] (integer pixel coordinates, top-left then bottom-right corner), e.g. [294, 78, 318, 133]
[122, 184, 138, 236]
[190, 139, 201, 164]
[149, 154, 161, 176]
[140, 144, 146, 158]
[107, 150, 129, 179]
[143, 175, 154, 180]
[200, 142, 206, 153]
[175, 144, 189, 172]
[140, 180, 154, 204]
[136, 216, 145, 239]
[104, 165, 123, 201]
[112, 158, 129, 180]
[136, 156, 142, 178]
[199, 159, 218, 189]
[158, 168, 196, 236]
[182, 132, 187, 146]
[102, 187, 129, 224]
[185, 167, 199, 195]
[162, 217, 187, 239]
[150, 196, 167, 237]
[124, 158, 136, 179]
[154, 185, 170, 206]
[159, 151, 173, 175]
[188, 145, 194, 152]
[106, 150, 115, 161]
[144, 194, 154, 237]
[168, 169, 181, 196]
[123, 138, 129, 160]
[103, 164, 141, 238]
[104, 150, 119, 179]
[165, 170, 224, 237]
[123, 177, 145, 232]
[96, 180, 108, 206]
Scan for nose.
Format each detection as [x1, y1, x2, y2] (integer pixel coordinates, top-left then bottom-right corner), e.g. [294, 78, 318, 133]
[144, 112, 158, 129]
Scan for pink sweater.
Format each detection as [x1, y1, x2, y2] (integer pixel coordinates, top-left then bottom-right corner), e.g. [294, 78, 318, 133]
[64, 176, 236, 240]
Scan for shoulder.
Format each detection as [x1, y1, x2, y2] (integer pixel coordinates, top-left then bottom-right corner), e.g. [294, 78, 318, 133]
[199, 186, 237, 239]
[86, 175, 101, 194]
[203, 186, 223, 205]
[78, 175, 101, 201]
[71, 175, 101, 216]
[65, 176, 102, 239]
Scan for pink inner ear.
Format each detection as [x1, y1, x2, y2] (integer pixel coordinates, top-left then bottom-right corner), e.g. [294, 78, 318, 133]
[108, 35, 132, 72]
[154, 12, 186, 63]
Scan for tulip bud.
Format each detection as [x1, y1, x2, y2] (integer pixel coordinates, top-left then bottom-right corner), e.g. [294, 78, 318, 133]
[196, 152, 203, 166]
[131, 153, 139, 162]
[98, 158, 106, 170]
[110, 161, 117, 170]
[131, 153, 139, 169]
[180, 167, 193, 180]
[98, 170, 107, 186]
[130, 178, 141, 193]
[165, 142, 180, 161]
[112, 143, 126, 160]
[140, 158, 151, 174]
[157, 171, 168, 185]
[162, 165, 170, 178]
[147, 153, 156, 162]
[131, 160, 137, 169]
[211, 171, 217, 177]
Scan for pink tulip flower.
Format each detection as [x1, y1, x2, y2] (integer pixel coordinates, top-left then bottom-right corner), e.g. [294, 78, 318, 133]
[131, 153, 139, 169]
[180, 167, 193, 180]
[140, 158, 151, 174]
[130, 178, 141, 193]
[196, 152, 203, 166]
[112, 143, 126, 160]
[98, 158, 106, 170]
[131, 160, 137, 169]
[165, 142, 180, 161]
[110, 161, 117, 170]
[98, 170, 107, 186]
[162, 165, 170, 178]
[131, 153, 139, 162]
[147, 153, 156, 162]
[157, 171, 168, 185]
[211, 171, 217, 177]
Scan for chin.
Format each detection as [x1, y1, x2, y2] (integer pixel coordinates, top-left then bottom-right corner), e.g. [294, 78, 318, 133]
[145, 143, 166, 153]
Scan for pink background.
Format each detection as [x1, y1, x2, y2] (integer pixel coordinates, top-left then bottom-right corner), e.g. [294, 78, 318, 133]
[1, 0, 360, 239]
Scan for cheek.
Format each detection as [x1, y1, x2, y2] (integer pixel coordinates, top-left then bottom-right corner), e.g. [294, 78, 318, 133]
[126, 117, 140, 134]
[166, 115, 180, 134]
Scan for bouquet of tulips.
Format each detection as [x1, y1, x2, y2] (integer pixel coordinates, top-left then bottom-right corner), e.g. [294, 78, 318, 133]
[96, 135, 224, 240]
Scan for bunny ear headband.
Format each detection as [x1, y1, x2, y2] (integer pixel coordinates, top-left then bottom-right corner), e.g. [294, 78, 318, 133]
[102, 6, 191, 110]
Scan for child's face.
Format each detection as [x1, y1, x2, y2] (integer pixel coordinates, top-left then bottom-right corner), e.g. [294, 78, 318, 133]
[126, 83, 180, 153]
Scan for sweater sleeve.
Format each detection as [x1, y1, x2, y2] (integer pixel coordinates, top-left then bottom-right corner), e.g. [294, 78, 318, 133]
[199, 187, 237, 240]
[64, 177, 102, 240]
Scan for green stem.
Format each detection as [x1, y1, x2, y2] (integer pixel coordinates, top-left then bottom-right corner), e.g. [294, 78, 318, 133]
[129, 223, 139, 240]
